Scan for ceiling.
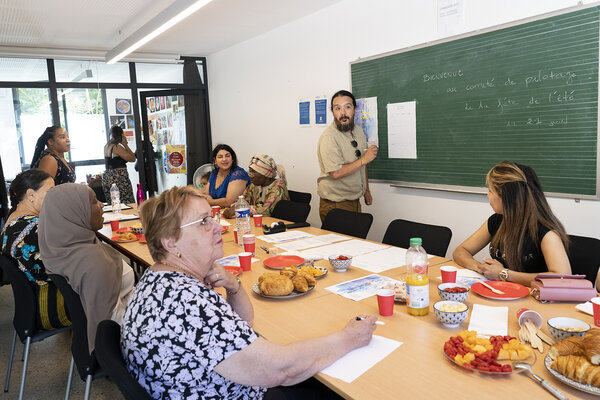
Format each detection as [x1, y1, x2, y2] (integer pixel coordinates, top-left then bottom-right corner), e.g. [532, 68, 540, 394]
[0, 0, 342, 61]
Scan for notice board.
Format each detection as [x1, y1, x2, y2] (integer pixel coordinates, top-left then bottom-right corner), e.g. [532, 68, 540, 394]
[351, 5, 600, 197]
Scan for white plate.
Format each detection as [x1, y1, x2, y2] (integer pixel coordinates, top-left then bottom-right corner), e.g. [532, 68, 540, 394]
[545, 354, 600, 396]
[252, 283, 314, 299]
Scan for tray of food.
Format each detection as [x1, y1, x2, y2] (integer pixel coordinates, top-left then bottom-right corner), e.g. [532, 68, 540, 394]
[254, 267, 317, 298]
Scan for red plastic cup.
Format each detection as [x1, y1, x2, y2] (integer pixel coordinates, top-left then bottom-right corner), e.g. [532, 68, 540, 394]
[517, 308, 543, 328]
[238, 252, 252, 271]
[211, 206, 220, 218]
[592, 298, 600, 327]
[110, 220, 119, 231]
[243, 234, 255, 255]
[233, 229, 238, 244]
[376, 289, 395, 316]
[440, 266, 458, 283]
[253, 214, 263, 227]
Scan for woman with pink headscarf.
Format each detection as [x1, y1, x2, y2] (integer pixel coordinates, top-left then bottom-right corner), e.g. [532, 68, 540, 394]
[223, 154, 289, 218]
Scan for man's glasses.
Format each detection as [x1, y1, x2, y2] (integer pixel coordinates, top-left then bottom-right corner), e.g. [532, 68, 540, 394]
[180, 215, 214, 231]
[351, 140, 361, 158]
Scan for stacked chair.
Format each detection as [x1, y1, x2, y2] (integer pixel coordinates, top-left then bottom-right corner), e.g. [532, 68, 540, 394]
[382, 219, 452, 257]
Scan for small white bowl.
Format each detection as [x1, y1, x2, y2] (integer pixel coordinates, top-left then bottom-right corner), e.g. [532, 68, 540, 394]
[328, 254, 352, 272]
[433, 301, 469, 328]
[547, 317, 590, 341]
[437, 283, 470, 303]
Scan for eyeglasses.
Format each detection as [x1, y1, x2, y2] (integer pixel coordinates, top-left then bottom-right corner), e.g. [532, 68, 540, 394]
[351, 140, 361, 158]
[180, 215, 214, 231]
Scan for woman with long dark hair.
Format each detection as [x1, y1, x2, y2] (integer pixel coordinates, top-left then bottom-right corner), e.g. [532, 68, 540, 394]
[1, 169, 71, 330]
[101, 125, 136, 204]
[206, 144, 250, 207]
[453, 161, 571, 285]
[31, 126, 75, 185]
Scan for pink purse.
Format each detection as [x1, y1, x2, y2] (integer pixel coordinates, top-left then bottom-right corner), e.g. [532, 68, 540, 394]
[530, 274, 598, 302]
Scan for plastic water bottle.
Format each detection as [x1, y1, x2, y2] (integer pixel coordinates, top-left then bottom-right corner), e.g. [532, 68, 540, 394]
[406, 237, 430, 316]
[110, 183, 121, 214]
[234, 195, 251, 248]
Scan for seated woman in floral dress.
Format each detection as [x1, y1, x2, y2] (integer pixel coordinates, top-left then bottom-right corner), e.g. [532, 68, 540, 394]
[1, 169, 71, 330]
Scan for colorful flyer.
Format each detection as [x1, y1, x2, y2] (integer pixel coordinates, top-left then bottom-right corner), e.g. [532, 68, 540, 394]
[315, 98, 327, 124]
[165, 144, 186, 174]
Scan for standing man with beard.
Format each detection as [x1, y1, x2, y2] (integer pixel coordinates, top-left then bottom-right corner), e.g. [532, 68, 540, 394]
[317, 90, 378, 222]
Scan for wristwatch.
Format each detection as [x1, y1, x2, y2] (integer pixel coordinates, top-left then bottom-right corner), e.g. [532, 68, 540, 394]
[498, 269, 509, 281]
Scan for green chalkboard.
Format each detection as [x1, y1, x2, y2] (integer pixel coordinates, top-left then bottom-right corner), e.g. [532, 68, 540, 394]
[351, 5, 599, 197]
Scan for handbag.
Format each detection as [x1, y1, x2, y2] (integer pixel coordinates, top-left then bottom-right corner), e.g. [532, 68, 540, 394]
[530, 274, 598, 302]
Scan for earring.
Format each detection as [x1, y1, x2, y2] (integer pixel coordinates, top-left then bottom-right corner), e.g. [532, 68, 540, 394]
[177, 250, 181, 258]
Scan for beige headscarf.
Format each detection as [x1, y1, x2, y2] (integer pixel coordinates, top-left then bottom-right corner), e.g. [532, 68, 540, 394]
[38, 183, 122, 351]
[249, 154, 286, 183]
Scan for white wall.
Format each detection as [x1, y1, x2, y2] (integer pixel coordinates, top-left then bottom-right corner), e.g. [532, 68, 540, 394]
[207, 0, 600, 257]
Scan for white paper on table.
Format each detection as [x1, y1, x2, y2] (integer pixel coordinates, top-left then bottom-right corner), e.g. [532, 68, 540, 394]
[352, 247, 434, 273]
[220, 220, 231, 226]
[325, 274, 403, 301]
[215, 254, 259, 267]
[103, 213, 139, 223]
[320, 335, 402, 383]
[102, 204, 132, 212]
[295, 239, 389, 260]
[576, 302, 593, 316]
[275, 233, 350, 251]
[387, 101, 416, 159]
[257, 231, 314, 243]
[468, 304, 508, 336]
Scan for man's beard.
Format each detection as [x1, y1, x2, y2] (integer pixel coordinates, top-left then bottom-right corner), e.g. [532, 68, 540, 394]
[334, 117, 354, 132]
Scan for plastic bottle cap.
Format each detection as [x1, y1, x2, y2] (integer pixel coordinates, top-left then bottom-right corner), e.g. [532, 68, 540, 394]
[409, 238, 422, 246]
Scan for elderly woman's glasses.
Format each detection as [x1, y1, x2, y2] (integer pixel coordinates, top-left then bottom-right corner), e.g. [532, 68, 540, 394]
[351, 140, 361, 158]
[180, 215, 214, 231]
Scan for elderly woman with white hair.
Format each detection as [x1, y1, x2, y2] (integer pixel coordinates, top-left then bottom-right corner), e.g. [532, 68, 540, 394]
[223, 154, 289, 219]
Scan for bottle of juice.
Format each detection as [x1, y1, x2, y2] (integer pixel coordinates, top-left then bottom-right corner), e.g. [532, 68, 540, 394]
[406, 237, 429, 316]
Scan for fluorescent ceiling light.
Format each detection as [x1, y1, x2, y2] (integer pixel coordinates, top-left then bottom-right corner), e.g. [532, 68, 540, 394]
[105, 0, 213, 64]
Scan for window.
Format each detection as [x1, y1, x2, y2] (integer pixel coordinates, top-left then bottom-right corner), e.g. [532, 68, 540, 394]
[136, 63, 183, 84]
[0, 57, 48, 82]
[54, 60, 130, 83]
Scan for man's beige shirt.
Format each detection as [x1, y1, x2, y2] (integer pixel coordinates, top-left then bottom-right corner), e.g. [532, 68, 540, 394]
[317, 123, 367, 202]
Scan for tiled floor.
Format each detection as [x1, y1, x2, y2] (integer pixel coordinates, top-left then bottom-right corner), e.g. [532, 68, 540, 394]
[0, 284, 125, 400]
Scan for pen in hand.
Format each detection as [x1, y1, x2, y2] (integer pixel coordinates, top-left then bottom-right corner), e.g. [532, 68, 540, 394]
[355, 316, 385, 325]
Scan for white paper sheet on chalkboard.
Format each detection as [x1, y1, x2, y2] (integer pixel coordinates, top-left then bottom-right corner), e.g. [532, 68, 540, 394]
[387, 101, 417, 159]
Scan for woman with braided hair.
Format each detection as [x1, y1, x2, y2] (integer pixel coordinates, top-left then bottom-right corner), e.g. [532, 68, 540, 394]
[453, 161, 571, 285]
[30, 126, 75, 185]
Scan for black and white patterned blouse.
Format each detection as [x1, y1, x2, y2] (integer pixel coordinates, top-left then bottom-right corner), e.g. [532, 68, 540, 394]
[121, 270, 266, 399]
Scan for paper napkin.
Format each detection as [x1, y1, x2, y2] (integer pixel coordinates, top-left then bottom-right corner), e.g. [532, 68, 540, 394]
[576, 301, 593, 316]
[467, 304, 508, 336]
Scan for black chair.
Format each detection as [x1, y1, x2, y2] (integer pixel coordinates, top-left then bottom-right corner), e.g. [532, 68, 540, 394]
[88, 180, 107, 203]
[0, 255, 71, 400]
[568, 234, 600, 285]
[271, 200, 311, 226]
[288, 190, 312, 204]
[95, 320, 152, 400]
[382, 219, 453, 257]
[321, 209, 373, 239]
[48, 274, 106, 400]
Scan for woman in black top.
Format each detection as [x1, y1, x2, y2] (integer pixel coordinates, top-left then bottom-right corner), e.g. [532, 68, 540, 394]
[101, 125, 136, 204]
[453, 161, 571, 286]
[31, 126, 75, 185]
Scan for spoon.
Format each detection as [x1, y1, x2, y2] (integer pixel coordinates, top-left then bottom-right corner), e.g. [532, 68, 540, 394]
[513, 362, 568, 400]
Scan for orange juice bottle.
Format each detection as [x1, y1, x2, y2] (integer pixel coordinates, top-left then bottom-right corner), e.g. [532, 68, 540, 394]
[406, 238, 429, 316]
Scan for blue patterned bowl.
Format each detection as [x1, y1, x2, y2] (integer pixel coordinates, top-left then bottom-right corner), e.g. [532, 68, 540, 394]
[547, 317, 590, 342]
[328, 254, 352, 272]
[433, 301, 469, 328]
[437, 283, 470, 302]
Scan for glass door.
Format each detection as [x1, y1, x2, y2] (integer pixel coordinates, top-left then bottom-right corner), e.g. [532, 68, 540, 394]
[138, 89, 211, 196]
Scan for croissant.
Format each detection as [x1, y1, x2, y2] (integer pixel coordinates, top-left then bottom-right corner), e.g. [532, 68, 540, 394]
[549, 336, 585, 360]
[297, 271, 316, 286]
[292, 275, 308, 292]
[259, 275, 294, 296]
[280, 267, 297, 278]
[583, 328, 600, 365]
[258, 272, 280, 284]
[552, 355, 600, 387]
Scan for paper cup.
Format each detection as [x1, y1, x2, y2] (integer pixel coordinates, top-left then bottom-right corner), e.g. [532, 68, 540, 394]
[211, 206, 220, 218]
[238, 252, 252, 271]
[440, 266, 458, 283]
[110, 220, 119, 231]
[376, 289, 395, 316]
[233, 229, 238, 244]
[243, 234, 256, 255]
[253, 214, 263, 227]
[517, 308, 543, 328]
[592, 298, 600, 327]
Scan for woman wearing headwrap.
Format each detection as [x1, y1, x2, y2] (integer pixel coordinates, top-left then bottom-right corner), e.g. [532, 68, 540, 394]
[222, 154, 289, 219]
[38, 183, 134, 350]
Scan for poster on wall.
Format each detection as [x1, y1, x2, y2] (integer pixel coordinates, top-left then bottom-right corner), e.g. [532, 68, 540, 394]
[299, 101, 310, 126]
[315, 98, 327, 125]
[115, 98, 132, 114]
[355, 97, 379, 146]
[123, 129, 134, 143]
[110, 115, 126, 128]
[165, 144, 187, 174]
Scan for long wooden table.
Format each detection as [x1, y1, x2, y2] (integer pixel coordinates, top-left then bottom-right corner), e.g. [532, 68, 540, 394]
[99, 207, 598, 399]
